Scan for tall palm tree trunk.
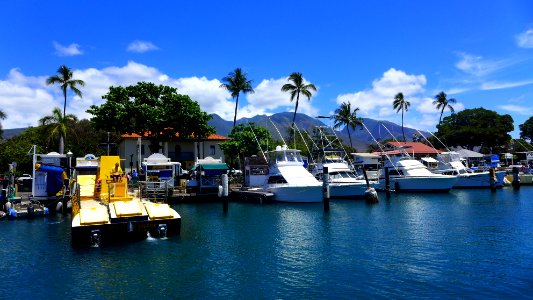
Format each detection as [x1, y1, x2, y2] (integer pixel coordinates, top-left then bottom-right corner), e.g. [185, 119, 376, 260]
[59, 135, 65, 155]
[292, 92, 300, 128]
[347, 127, 353, 149]
[62, 88, 67, 119]
[401, 109, 406, 142]
[439, 107, 445, 125]
[233, 94, 240, 128]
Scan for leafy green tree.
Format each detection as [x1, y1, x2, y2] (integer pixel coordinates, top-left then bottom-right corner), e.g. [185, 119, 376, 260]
[220, 68, 255, 128]
[219, 123, 273, 169]
[39, 107, 78, 154]
[281, 72, 317, 128]
[0, 127, 48, 175]
[87, 82, 215, 152]
[433, 91, 456, 125]
[519, 116, 533, 143]
[0, 109, 6, 139]
[435, 108, 514, 151]
[331, 101, 363, 149]
[392, 92, 410, 142]
[46, 65, 85, 118]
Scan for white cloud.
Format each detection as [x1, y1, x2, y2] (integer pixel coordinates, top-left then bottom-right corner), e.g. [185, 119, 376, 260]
[481, 79, 533, 90]
[127, 40, 159, 53]
[245, 77, 320, 118]
[498, 104, 533, 116]
[53, 41, 82, 56]
[516, 29, 533, 48]
[0, 61, 254, 129]
[455, 52, 515, 77]
[335, 68, 426, 118]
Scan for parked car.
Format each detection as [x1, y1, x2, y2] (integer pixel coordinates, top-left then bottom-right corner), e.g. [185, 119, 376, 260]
[17, 174, 32, 184]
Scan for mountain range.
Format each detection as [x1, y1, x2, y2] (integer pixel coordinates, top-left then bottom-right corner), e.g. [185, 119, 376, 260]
[2, 112, 428, 152]
[209, 112, 430, 151]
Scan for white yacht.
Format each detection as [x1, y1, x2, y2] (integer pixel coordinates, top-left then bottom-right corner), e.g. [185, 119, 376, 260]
[432, 152, 505, 188]
[311, 150, 375, 198]
[262, 145, 322, 203]
[376, 153, 458, 192]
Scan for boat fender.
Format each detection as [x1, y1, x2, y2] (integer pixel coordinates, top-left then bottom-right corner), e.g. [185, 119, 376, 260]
[365, 187, 378, 203]
[8, 208, 16, 218]
[217, 185, 223, 198]
[66, 200, 72, 209]
[56, 201, 63, 212]
[5, 202, 11, 211]
[44, 207, 49, 215]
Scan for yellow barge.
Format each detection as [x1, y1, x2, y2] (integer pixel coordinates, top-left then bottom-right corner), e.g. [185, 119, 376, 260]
[71, 155, 181, 246]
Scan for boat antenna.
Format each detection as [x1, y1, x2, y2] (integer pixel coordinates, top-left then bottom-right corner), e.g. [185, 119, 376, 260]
[293, 123, 314, 165]
[427, 131, 451, 152]
[361, 122, 400, 174]
[513, 138, 533, 151]
[248, 123, 268, 162]
[415, 129, 442, 153]
[381, 124, 413, 158]
[268, 117, 287, 146]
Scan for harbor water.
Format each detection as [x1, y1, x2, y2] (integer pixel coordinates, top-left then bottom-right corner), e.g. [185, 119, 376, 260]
[1, 187, 532, 299]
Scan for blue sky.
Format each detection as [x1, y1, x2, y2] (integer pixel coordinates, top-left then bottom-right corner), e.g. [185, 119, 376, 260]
[1, 1, 532, 137]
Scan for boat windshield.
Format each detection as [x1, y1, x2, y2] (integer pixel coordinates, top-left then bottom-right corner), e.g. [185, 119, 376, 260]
[329, 171, 358, 179]
[270, 150, 303, 164]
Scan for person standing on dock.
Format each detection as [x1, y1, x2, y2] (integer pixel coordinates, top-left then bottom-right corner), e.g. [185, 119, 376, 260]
[110, 162, 123, 196]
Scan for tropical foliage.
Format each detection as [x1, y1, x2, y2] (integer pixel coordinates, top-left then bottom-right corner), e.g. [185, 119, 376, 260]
[392, 92, 410, 142]
[220, 68, 255, 128]
[519, 116, 533, 143]
[433, 91, 456, 125]
[87, 82, 214, 152]
[331, 101, 363, 149]
[46, 65, 85, 118]
[281, 72, 317, 127]
[39, 107, 78, 154]
[218, 123, 274, 169]
[435, 108, 514, 152]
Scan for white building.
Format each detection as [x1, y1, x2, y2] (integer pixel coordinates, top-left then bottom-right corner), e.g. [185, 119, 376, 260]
[118, 133, 229, 172]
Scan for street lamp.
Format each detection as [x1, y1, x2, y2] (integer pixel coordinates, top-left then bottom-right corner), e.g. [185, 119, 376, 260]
[66, 150, 73, 179]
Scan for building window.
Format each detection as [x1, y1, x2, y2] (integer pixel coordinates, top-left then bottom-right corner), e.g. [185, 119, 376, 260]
[210, 145, 216, 155]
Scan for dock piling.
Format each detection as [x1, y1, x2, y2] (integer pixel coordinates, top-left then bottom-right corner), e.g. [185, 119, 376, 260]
[322, 167, 330, 212]
[512, 167, 521, 189]
[221, 174, 229, 213]
[384, 167, 391, 198]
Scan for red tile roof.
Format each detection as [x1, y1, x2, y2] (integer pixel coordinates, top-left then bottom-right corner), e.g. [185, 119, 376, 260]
[385, 142, 441, 154]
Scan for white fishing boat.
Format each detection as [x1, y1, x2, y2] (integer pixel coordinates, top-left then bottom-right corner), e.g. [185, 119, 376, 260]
[432, 152, 505, 188]
[261, 145, 322, 203]
[311, 150, 374, 198]
[376, 149, 458, 192]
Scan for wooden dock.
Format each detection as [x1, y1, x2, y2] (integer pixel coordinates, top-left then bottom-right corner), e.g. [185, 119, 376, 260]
[231, 188, 274, 204]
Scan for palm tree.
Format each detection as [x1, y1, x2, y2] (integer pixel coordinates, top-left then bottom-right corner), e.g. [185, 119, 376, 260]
[0, 109, 6, 139]
[331, 102, 363, 149]
[281, 72, 317, 128]
[39, 107, 78, 154]
[392, 92, 411, 142]
[433, 91, 456, 125]
[46, 65, 85, 119]
[220, 68, 255, 128]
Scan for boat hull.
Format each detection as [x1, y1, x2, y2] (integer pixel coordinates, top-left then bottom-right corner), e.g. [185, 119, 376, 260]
[376, 176, 458, 192]
[454, 171, 505, 188]
[71, 214, 181, 246]
[266, 185, 323, 203]
[328, 182, 373, 198]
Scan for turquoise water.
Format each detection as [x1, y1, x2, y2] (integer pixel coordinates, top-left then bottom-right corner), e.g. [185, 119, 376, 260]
[1, 187, 532, 299]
